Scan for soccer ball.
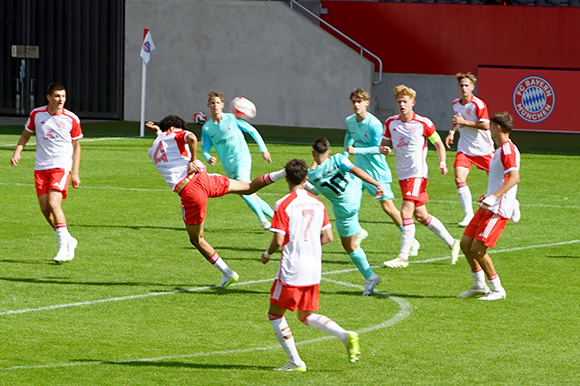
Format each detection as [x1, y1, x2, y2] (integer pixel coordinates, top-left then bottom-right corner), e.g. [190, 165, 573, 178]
[230, 97, 257, 121]
[193, 112, 207, 125]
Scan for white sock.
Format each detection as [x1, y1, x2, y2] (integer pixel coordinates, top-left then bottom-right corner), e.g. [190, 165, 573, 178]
[457, 184, 473, 217]
[472, 269, 486, 288]
[263, 169, 286, 185]
[55, 224, 71, 248]
[398, 218, 415, 260]
[269, 314, 303, 365]
[487, 275, 504, 292]
[206, 252, 230, 275]
[303, 313, 348, 342]
[421, 215, 455, 248]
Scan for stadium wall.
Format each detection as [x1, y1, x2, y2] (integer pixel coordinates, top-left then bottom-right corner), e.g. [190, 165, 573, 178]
[124, 0, 374, 129]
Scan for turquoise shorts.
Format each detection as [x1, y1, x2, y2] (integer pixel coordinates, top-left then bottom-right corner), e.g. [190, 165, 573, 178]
[332, 204, 362, 238]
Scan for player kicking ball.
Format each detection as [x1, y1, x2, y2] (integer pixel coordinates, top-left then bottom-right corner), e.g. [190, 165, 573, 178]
[261, 159, 360, 371]
[459, 112, 520, 300]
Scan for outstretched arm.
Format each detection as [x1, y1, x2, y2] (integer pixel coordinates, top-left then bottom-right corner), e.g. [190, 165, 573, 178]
[237, 120, 271, 163]
[349, 166, 384, 199]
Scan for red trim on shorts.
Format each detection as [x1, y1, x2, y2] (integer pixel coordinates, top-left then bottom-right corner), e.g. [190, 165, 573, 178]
[463, 208, 509, 248]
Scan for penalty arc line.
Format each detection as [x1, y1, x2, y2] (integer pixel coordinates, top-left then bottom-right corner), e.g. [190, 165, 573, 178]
[0, 277, 412, 371]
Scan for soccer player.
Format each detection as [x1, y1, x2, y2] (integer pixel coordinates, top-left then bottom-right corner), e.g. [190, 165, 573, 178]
[201, 91, 274, 230]
[10, 83, 82, 263]
[308, 137, 383, 296]
[147, 115, 283, 288]
[344, 88, 420, 256]
[445, 73, 496, 226]
[459, 112, 520, 301]
[261, 159, 360, 372]
[381, 85, 460, 268]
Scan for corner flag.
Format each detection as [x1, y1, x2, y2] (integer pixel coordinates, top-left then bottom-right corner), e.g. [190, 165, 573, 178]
[140, 29, 155, 64]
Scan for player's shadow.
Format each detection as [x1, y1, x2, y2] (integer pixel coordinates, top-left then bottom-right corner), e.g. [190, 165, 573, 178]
[0, 276, 196, 290]
[76, 359, 272, 370]
[547, 254, 580, 259]
[0, 258, 48, 265]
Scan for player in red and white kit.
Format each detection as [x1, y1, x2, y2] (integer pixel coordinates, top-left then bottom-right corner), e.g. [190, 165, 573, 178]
[459, 112, 520, 301]
[445, 73, 496, 226]
[10, 83, 82, 263]
[261, 159, 360, 372]
[147, 115, 284, 288]
[380, 85, 460, 269]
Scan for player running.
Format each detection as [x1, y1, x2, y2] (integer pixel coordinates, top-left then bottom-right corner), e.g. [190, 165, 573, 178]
[201, 91, 274, 230]
[344, 88, 420, 256]
[308, 137, 383, 296]
[381, 85, 460, 268]
[261, 158, 360, 372]
[459, 112, 520, 300]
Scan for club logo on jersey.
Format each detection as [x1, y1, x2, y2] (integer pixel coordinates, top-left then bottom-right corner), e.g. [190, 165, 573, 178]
[513, 76, 555, 123]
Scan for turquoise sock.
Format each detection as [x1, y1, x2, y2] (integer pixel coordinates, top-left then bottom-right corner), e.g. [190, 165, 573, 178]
[241, 195, 268, 222]
[348, 247, 373, 279]
[398, 225, 403, 232]
[256, 196, 274, 218]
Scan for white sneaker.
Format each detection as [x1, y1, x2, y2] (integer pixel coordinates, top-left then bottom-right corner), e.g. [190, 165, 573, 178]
[355, 229, 369, 246]
[53, 245, 70, 263]
[479, 289, 507, 301]
[362, 274, 381, 296]
[458, 285, 490, 298]
[274, 362, 306, 372]
[458, 214, 474, 227]
[450, 240, 460, 265]
[512, 199, 521, 223]
[261, 221, 272, 230]
[67, 237, 78, 261]
[409, 239, 420, 257]
[218, 271, 239, 288]
[383, 257, 409, 268]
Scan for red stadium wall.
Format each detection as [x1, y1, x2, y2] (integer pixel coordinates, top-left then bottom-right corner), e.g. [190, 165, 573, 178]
[321, 2, 580, 75]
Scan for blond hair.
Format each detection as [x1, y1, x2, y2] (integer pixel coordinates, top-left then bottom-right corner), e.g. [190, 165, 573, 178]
[456, 72, 477, 84]
[350, 88, 370, 101]
[393, 84, 416, 100]
[207, 90, 224, 103]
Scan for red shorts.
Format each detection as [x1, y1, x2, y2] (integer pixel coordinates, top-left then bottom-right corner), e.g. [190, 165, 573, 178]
[269, 279, 319, 312]
[398, 177, 428, 207]
[34, 168, 70, 199]
[454, 152, 492, 172]
[463, 208, 509, 248]
[179, 172, 230, 225]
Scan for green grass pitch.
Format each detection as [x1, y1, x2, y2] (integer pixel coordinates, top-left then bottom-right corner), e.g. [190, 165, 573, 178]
[0, 129, 579, 385]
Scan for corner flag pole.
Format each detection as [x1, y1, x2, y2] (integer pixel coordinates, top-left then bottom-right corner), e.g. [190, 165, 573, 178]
[139, 29, 155, 137]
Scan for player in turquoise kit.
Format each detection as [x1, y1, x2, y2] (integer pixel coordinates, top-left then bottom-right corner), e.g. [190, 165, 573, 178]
[308, 138, 384, 296]
[344, 88, 420, 256]
[201, 91, 274, 230]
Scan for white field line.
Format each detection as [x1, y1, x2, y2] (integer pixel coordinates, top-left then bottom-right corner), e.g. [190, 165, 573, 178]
[0, 274, 412, 371]
[0, 181, 577, 208]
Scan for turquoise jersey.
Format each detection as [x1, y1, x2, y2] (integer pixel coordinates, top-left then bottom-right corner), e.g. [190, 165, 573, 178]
[201, 113, 268, 180]
[307, 153, 362, 222]
[344, 112, 392, 185]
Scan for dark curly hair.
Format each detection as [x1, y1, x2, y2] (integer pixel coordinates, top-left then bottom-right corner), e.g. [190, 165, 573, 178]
[159, 115, 187, 132]
[285, 159, 308, 186]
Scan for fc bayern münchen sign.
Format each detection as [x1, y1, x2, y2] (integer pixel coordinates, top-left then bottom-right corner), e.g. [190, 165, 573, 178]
[512, 76, 555, 123]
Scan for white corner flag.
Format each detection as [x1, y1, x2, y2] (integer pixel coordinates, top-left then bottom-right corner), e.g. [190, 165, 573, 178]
[140, 29, 155, 64]
[139, 29, 155, 137]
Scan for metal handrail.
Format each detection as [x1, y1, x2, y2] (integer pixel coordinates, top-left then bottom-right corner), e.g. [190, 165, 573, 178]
[288, 0, 382, 85]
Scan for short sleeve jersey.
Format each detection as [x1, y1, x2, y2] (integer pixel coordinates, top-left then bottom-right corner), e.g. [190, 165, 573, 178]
[344, 113, 392, 183]
[487, 140, 520, 218]
[25, 106, 83, 171]
[148, 130, 200, 191]
[452, 95, 493, 156]
[383, 113, 436, 180]
[201, 113, 267, 170]
[270, 189, 332, 287]
[307, 153, 361, 218]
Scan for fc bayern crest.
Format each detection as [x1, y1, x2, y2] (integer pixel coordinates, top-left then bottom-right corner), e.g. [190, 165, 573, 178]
[513, 76, 555, 123]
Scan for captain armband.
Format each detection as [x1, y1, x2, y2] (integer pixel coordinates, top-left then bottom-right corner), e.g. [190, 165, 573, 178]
[428, 132, 442, 144]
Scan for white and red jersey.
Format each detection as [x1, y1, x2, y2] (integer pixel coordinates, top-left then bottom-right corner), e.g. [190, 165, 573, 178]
[148, 130, 202, 191]
[487, 140, 520, 218]
[452, 95, 493, 156]
[270, 189, 332, 287]
[25, 106, 83, 171]
[383, 113, 436, 180]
